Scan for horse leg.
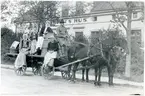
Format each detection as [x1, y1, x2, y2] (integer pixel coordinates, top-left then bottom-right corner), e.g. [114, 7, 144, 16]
[67, 65, 72, 80]
[86, 61, 91, 82]
[72, 63, 79, 82]
[82, 62, 86, 81]
[86, 68, 89, 82]
[110, 65, 115, 86]
[82, 68, 85, 81]
[107, 66, 113, 86]
[97, 67, 102, 86]
[110, 70, 114, 86]
[94, 67, 98, 86]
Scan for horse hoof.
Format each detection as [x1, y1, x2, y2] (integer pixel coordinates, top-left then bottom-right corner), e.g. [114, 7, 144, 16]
[70, 80, 75, 83]
[94, 82, 97, 86]
[82, 79, 85, 82]
[86, 80, 89, 82]
[109, 84, 114, 86]
[97, 83, 101, 86]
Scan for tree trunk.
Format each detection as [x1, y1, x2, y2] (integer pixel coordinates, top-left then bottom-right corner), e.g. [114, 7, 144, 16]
[125, 7, 132, 77]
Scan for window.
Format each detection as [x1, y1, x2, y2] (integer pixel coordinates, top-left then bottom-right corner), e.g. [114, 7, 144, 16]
[75, 32, 84, 42]
[133, 12, 138, 18]
[131, 30, 142, 47]
[91, 31, 101, 38]
[91, 31, 101, 43]
[75, 32, 83, 38]
[131, 30, 141, 37]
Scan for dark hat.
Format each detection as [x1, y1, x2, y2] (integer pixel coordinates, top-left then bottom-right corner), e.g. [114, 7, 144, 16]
[60, 19, 65, 23]
[46, 27, 53, 33]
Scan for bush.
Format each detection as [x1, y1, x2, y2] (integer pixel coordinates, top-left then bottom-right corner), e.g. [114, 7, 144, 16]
[1, 27, 22, 64]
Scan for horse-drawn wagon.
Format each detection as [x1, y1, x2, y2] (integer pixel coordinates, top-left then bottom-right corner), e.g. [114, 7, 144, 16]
[5, 38, 70, 79]
[5, 28, 127, 86]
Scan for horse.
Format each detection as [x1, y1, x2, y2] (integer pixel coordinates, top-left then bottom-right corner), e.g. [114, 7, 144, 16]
[67, 42, 88, 80]
[67, 35, 127, 86]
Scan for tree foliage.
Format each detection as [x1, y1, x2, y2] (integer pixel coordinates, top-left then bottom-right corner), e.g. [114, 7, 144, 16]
[1, 27, 22, 55]
[16, 1, 59, 25]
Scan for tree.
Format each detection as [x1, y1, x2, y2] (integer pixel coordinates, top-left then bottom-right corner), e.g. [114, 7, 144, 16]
[75, 1, 86, 16]
[108, 2, 144, 77]
[14, 1, 60, 33]
[61, 1, 93, 17]
[1, 1, 19, 26]
[16, 1, 59, 24]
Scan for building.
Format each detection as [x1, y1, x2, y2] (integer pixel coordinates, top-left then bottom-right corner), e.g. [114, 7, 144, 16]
[14, 2, 144, 44]
[54, 2, 144, 43]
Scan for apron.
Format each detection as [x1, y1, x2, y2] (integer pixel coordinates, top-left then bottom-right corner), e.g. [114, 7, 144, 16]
[36, 36, 44, 50]
[14, 48, 29, 69]
[30, 40, 37, 54]
[43, 51, 57, 66]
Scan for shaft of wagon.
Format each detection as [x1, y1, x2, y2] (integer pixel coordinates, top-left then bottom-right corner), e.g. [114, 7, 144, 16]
[55, 54, 100, 69]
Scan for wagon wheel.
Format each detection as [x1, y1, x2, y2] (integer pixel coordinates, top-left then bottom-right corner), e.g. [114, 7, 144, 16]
[41, 65, 54, 79]
[32, 67, 39, 75]
[61, 71, 72, 80]
[32, 65, 42, 76]
[15, 65, 27, 76]
[61, 71, 68, 79]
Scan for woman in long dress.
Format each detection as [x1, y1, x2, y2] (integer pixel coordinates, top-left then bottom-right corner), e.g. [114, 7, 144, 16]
[14, 32, 30, 69]
[41, 27, 54, 56]
[43, 35, 59, 68]
[30, 32, 37, 54]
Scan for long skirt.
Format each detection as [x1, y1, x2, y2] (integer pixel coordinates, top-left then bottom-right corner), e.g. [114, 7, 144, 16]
[36, 36, 44, 50]
[30, 40, 36, 54]
[14, 48, 29, 69]
[41, 39, 50, 56]
[43, 51, 57, 67]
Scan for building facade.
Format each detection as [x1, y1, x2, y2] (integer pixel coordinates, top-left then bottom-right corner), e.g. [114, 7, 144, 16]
[14, 2, 144, 45]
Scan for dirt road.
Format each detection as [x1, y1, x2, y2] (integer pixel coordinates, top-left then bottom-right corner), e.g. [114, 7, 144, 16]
[0, 68, 143, 96]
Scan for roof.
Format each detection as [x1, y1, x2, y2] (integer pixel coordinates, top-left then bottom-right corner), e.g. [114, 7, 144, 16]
[91, 1, 143, 13]
[14, 1, 143, 23]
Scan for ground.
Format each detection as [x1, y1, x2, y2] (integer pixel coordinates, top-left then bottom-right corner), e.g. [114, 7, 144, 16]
[0, 68, 144, 96]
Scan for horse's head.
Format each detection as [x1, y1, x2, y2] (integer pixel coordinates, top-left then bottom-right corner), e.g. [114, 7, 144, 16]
[106, 37, 127, 63]
[101, 35, 128, 62]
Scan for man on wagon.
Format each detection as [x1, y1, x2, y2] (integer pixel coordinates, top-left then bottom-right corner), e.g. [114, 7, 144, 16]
[56, 19, 69, 56]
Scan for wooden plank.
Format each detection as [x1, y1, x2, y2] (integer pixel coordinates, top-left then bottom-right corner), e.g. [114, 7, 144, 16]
[19, 54, 42, 58]
[5, 53, 44, 58]
[55, 54, 100, 68]
[5, 53, 18, 57]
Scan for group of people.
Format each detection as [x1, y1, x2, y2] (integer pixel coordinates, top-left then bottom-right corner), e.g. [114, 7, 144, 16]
[14, 19, 69, 69]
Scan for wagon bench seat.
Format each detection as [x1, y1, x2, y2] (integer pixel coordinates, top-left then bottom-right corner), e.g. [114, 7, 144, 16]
[6, 53, 44, 58]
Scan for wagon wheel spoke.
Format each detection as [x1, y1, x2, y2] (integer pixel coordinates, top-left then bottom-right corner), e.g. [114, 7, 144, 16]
[61, 71, 68, 79]
[38, 66, 42, 76]
[15, 67, 25, 76]
[32, 67, 39, 75]
[41, 65, 54, 80]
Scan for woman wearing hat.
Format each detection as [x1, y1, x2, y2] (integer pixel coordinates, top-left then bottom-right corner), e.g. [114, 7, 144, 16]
[14, 32, 30, 72]
[43, 29, 59, 70]
[56, 19, 69, 56]
[41, 26, 56, 56]
[34, 25, 45, 55]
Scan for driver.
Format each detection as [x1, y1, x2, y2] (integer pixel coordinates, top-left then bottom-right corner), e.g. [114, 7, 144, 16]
[56, 19, 69, 56]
